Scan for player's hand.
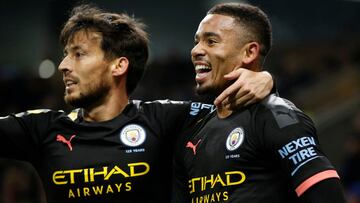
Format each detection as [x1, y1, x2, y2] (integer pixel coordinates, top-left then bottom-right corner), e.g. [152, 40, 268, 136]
[214, 68, 273, 109]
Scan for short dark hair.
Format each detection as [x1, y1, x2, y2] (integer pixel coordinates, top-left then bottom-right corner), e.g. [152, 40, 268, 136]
[60, 4, 149, 94]
[208, 3, 272, 62]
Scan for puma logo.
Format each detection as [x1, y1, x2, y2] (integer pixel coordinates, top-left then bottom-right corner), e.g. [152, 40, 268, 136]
[56, 134, 76, 151]
[186, 139, 201, 155]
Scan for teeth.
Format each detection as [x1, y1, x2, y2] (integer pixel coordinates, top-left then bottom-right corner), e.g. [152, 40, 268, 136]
[195, 65, 211, 71]
[65, 81, 75, 86]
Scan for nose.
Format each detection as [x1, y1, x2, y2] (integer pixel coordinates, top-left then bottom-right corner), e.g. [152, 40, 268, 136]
[191, 42, 206, 61]
[58, 56, 71, 74]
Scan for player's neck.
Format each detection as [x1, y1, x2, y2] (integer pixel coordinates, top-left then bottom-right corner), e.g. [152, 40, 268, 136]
[82, 89, 129, 122]
[216, 105, 233, 119]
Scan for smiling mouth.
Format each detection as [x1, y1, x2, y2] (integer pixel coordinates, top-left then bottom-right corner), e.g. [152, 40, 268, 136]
[64, 80, 78, 90]
[195, 65, 212, 81]
[195, 64, 211, 73]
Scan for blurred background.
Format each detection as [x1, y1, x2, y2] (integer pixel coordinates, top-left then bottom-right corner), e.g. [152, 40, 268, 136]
[0, 0, 359, 202]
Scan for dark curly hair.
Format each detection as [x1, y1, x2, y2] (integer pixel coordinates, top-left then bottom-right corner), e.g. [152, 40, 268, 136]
[60, 4, 149, 94]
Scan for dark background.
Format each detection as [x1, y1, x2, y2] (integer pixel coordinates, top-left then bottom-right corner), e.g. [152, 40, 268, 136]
[0, 0, 360, 201]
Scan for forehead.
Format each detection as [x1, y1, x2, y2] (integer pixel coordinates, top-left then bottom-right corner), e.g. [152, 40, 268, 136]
[196, 14, 238, 36]
[66, 30, 102, 49]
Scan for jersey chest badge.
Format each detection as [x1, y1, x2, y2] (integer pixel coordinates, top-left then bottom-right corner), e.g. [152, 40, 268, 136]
[226, 127, 244, 151]
[120, 124, 146, 147]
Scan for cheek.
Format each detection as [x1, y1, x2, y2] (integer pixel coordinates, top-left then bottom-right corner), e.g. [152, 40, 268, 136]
[78, 64, 106, 85]
[211, 55, 227, 80]
[214, 53, 239, 75]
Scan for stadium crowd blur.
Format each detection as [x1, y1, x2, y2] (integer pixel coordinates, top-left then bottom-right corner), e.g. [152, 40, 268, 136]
[1, 0, 360, 202]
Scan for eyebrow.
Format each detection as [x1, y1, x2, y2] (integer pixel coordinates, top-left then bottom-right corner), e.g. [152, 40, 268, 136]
[64, 45, 84, 53]
[195, 31, 221, 39]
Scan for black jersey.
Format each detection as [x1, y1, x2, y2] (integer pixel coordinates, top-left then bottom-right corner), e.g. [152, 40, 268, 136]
[173, 94, 339, 203]
[0, 100, 215, 203]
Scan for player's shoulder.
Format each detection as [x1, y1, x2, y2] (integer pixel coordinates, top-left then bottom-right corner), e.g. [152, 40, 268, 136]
[131, 99, 215, 117]
[9, 109, 82, 124]
[131, 99, 187, 111]
[0, 109, 71, 125]
[140, 99, 188, 106]
[260, 94, 301, 112]
[13, 109, 65, 118]
[256, 94, 309, 129]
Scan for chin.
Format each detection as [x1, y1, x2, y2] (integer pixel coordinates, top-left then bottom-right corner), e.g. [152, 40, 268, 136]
[196, 88, 207, 95]
[65, 88, 108, 108]
[64, 93, 86, 108]
[195, 84, 213, 95]
[65, 96, 81, 108]
[196, 83, 225, 96]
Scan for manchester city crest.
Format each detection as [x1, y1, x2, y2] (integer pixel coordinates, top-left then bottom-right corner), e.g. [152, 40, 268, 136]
[120, 124, 146, 147]
[226, 127, 244, 151]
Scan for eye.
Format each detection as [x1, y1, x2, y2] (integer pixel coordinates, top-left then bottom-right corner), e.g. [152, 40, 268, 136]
[207, 38, 217, 46]
[75, 52, 84, 58]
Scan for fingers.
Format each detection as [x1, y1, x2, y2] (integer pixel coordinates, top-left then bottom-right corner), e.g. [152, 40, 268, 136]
[223, 92, 254, 110]
[217, 81, 266, 110]
[214, 90, 230, 106]
[243, 97, 259, 107]
[221, 88, 248, 107]
[223, 68, 244, 80]
[214, 69, 273, 109]
[215, 69, 250, 106]
[214, 80, 245, 106]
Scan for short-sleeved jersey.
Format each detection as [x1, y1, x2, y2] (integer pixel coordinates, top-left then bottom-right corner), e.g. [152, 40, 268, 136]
[0, 100, 215, 203]
[173, 94, 339, 203]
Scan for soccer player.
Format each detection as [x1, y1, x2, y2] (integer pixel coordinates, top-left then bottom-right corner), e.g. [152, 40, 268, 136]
[0, 4, 274, 203]
[173, 3, 346, 203]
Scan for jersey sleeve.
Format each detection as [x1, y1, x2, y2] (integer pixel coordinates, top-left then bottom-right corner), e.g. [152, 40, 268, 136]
[256, 95, 340, 197]
[139, 100, 215, 203]
[142, 100, 215, 141]
[0, 109, 57, 162]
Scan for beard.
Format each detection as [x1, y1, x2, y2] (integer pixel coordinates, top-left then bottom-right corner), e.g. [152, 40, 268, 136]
[195, 84, 211, 95]
[195, 83, 222, 96]
[195, 79, 232, 97]
[64, 80, 111, 109]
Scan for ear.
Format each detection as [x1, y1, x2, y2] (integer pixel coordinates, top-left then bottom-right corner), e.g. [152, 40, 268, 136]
[242, 42, 260, 65]
[111, 57, 129, 76]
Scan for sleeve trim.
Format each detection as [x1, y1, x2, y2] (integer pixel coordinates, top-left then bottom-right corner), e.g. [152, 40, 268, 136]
[295, 170, 339, 197]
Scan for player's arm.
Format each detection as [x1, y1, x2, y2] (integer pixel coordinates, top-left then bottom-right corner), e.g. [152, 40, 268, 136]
[0, 110, 49, 160]
[257, 95, 344, 201]
[149, 69, 274, 131]
[0, 115, 30, 159]
[300, 178, 346, 203]
[215, 68, 274, 109]
[142, 100, 202, 138]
